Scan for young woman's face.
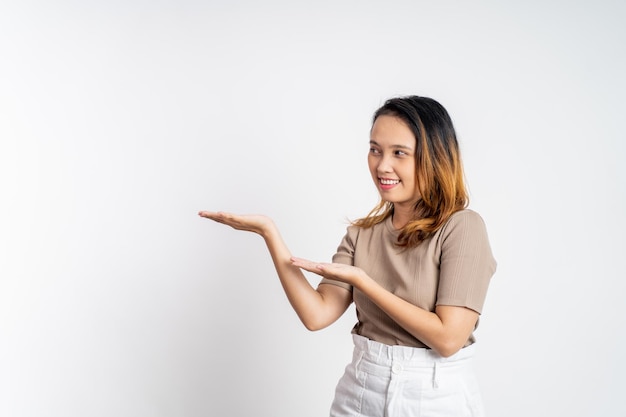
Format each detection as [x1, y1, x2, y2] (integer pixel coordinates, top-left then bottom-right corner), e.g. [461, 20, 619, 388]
[368, 115, 420, 208]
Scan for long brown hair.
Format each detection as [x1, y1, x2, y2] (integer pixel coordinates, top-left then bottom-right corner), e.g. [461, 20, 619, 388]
[353, 96, 469, 248]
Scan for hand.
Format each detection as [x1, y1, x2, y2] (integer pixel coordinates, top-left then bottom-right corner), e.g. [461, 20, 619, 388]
[198, 211, 274, 236]
[290, 257, 366, 287]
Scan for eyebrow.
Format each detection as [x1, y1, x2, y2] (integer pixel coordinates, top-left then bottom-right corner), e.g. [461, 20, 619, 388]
[369, 140, 414, 151]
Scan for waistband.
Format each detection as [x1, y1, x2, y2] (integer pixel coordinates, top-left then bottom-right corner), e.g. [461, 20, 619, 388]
[352, 333, 476, 365]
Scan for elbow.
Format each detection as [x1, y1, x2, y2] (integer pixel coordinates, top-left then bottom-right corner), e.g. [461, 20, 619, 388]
[435, 346, 460, 358]
[301, 317, 329, 332]
[304, 323, 324, 332]
[302, 321, 323, 332]
[432, 339, 465, 358]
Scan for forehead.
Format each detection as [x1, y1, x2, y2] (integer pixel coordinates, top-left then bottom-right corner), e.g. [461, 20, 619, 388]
[370, 115, 415, 146]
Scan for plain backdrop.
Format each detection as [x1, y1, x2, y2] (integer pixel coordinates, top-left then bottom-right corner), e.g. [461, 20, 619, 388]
[1, 1, 625, 416]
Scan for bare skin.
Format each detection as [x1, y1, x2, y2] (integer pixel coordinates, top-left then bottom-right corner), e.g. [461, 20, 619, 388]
[198, 210, 478, 357]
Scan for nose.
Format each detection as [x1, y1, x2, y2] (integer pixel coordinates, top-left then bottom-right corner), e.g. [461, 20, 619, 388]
[377, 154, 394, 174]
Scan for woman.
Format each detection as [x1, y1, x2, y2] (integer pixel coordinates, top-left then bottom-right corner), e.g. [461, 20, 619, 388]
[199, 95, 496, 416]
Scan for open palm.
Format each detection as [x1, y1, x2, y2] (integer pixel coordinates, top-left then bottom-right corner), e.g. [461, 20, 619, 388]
[290, 257, 365, 286]
[198, 211, 273, 235]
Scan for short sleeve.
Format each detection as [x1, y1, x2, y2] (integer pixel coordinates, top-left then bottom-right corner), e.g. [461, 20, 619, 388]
[435, 210, 497, 313]
[318, 226, 358, 291]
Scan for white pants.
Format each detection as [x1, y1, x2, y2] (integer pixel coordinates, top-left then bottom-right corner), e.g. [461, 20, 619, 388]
[329, 334, 485, 417]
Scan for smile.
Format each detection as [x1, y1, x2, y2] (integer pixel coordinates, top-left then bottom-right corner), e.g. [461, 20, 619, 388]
[379, 178, 400, 185]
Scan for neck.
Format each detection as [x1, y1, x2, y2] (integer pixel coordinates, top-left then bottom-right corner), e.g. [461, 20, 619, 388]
[391, 204, 414, 229]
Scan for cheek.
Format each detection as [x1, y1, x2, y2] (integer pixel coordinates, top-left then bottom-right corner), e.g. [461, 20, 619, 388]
[367, 156, 377, 174]
[405, 160, 417, 179]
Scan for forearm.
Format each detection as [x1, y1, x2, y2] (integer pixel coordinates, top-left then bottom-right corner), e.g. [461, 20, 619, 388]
[261, 226, 346, 330]
[354, 274, 475, 357]
[199, 211, 350, 330]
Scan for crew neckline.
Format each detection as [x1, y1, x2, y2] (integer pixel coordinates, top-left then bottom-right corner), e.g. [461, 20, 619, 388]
[385, 215, 402, 235]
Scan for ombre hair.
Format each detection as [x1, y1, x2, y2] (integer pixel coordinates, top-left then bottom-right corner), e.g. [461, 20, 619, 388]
[353, 96, 469, 248]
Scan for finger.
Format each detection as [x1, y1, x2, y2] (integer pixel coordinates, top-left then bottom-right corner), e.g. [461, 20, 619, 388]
[290, 256, 309, 264]
[198, 210, 223, 218]
[291, 257, 325, 273]
[290, 257, 316, 267]
[199, 211, 231, 222]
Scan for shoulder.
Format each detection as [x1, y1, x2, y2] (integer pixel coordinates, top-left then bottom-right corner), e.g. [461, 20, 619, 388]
[437, 209, 491, 243]
[344, 224, 361, 243]
[336, 218, 391, 254]
[448, 208, 486, 223]
[333, 224, 361, 257]
[346, 216, 390, 239]
[445, 209, 487, 228]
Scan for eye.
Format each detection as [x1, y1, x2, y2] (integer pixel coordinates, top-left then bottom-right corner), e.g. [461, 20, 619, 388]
[369, 147, 381, 155]
[394, 150, 408, 156]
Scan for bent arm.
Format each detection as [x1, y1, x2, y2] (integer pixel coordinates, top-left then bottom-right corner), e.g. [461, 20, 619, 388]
[291, 259, 476, 357]
[355, 274, 477, 357]
[199, 211, 352, 330]
[260, 226, 352, 331]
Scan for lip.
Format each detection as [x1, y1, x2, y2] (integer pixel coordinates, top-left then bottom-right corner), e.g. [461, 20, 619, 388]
[378, 178, 400, 191]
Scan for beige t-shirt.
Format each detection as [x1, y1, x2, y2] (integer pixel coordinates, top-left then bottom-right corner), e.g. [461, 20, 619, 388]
[320, 209, 497, 348]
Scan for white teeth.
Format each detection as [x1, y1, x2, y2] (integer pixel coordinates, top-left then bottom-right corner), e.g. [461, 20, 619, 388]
[380, 179, 400, 185]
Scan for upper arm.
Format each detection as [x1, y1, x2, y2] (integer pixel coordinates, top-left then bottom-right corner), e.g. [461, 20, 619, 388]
[314, 226, 356, 328]
[309, 283, 353, 331]
[434, 305, 479, 356]
[437, 210, 496, 315]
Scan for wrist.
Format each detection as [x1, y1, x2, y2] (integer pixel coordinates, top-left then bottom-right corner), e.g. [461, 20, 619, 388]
[351, 268, 368, 289]
[259, 220, 278, 240]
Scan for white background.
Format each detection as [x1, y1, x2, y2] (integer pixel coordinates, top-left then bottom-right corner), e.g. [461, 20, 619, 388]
[1, 1, 625, 416]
